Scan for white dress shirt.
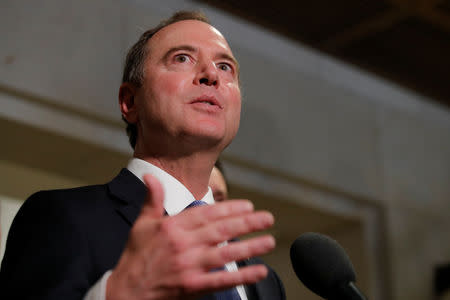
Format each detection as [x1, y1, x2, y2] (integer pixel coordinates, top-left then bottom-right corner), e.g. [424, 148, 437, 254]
[84, 158, 247, 300]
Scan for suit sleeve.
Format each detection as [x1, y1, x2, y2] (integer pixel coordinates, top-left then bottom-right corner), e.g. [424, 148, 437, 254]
[0, 191, 93, 300]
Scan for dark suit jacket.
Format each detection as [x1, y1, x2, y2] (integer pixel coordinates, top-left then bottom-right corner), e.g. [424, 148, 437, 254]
[0, 169, 285, 300]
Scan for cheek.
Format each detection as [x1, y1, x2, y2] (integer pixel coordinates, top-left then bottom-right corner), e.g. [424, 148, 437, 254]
[231, 108, 241, 135]
[155, 72, 192, 99]
[225, 84, 242, 135]
[227, 84, 242, 115]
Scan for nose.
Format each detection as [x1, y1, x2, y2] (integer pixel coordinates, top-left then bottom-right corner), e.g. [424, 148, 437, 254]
[194, 61, 219, 87]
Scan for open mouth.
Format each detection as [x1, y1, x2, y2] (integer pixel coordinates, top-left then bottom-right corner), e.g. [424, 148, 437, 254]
[191, 96, 222, 109]
[198, 100, 215, 105]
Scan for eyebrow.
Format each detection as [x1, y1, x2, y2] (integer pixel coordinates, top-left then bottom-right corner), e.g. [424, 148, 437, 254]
[162, 44, 240, 74]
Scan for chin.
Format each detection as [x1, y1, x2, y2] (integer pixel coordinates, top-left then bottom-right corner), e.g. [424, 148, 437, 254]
[182, 129, 226, 149]
[181, 118, 236, 147]
[194, 130, 225, 144]
[192, 120, 225, 137]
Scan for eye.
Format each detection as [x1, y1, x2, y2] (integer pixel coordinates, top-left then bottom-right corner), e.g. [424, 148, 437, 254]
[174, 54, 190, 63]
[217, 63, 232, 72]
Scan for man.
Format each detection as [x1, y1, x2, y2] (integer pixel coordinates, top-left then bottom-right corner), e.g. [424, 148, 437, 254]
[0, 11, 285, 300]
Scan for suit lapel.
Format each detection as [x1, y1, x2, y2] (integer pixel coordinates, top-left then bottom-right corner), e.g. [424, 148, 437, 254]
[108, 168, 148, 226]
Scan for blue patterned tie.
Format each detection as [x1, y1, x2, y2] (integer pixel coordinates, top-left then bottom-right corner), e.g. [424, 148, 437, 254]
[185, 200, 241, 299]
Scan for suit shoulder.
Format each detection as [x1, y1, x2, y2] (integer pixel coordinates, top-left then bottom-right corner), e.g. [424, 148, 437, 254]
[28, 183, 108, 203]
[18, 183, 112, 223]
[1, 184, 112, 299]
[30, 183, 107, 198]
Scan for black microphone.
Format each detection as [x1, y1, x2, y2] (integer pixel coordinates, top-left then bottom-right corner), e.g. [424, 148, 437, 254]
[290, 232, 367, 300]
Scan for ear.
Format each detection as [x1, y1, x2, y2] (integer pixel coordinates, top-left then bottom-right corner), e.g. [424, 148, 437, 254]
[119, 83, 138, 124]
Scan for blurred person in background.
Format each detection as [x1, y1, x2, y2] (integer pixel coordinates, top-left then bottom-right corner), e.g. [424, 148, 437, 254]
[209, 159, 229, 202]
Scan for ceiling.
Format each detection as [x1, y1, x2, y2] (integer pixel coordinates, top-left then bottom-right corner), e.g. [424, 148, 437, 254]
[197, 0, 450, 111]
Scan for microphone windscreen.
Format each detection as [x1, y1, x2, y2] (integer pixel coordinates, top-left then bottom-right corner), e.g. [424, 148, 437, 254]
[290, 232, 356, 299]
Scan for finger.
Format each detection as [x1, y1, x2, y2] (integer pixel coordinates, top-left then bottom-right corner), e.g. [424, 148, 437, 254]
[188, 211, 274, 247]
[179, 235, 275, 270]
[185, 264, 269, 293]
[173, 200, 254, 230]
[206, 235, 275, 269]
[141, 174, 165, 218]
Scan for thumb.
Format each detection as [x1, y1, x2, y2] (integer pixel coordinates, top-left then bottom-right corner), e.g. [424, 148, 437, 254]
[141, 174, 165, 218]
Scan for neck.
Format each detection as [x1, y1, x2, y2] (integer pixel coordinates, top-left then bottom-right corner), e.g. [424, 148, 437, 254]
[134, 150, 218, 200]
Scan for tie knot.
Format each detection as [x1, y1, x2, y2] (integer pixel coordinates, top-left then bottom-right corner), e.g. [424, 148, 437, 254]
[185, 200, 208, 210]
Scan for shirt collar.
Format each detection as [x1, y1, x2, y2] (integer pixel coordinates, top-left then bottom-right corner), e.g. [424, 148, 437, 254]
[127, 158, 214, 216]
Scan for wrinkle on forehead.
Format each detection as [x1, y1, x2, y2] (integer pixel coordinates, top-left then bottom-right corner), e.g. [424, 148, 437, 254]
[148, 20, 233, 57]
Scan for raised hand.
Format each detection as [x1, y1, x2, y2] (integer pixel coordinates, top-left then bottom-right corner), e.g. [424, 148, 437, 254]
[106, 174, 275, 300]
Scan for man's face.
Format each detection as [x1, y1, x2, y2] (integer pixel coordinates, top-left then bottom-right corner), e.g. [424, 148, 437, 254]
[135, 20, 241, 151]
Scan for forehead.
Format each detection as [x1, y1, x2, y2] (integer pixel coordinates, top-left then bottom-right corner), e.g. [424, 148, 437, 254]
[147, 20, 233, 57]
